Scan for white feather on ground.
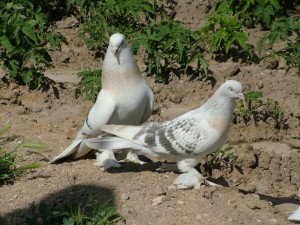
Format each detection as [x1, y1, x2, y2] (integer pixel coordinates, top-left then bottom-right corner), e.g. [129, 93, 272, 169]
[289, 207, 300, 224]
[288, 182, 300, 223]
[86, 80, 244, 188]
[50, 33, 154, 169]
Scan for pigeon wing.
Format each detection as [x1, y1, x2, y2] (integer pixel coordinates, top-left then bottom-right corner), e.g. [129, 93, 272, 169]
[98, 116, 210, 156]
[80, 90, 117, 137]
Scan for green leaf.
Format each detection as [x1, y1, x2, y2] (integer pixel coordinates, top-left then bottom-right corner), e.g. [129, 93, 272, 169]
[224, 38, 234, 54]
[12, 4, 25, 10]
[5, 2, 13, 9]
[199, 57, 208, 76]
[262, 13, 271, 27]
[0, 36, 14, 52]
[177, 40, 184, 61]
[270, 0, 280, 11]
[164, 39, 175, 51]
[17, 162, 41, 172]
[21, 20, 38, 42]
[7, 60, 19, 77]
[20, 141, 48, 150]
[245, 91, 263, 102]
[142, 2, 154, 13]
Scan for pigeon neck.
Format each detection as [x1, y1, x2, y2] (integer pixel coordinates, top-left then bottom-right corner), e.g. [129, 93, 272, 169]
[200, 94, 236, 138]
[102, 46, 142, 89]
[103, 45, 135, 66]
[205, 94, 236, 118]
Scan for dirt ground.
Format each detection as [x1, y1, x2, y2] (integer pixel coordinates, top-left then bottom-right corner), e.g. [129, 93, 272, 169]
[1, 1, 300, 225]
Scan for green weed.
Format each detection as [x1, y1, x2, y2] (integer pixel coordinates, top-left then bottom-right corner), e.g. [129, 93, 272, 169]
[134, 19, 208, 82]
[77, 0, 157, 51]
[200, 0, 299, 71]
[216, 0, 299, 75]
[0, 1, 66, 88]
[253, 0, 281, 27]
[26, 200, 125, 225]
[259, 16, 300, 76]
[236, 90, 285, 128]
[265, 98, 285, 128]
[237, 90, 263, 120]
[74, 0, 207, 83]
[0, 123, 48, 185]
[76, 68, 102, 102]
[202, 146, 238, 177]
[223, 0, 256, 27]
[210, 146, 239, 167]
[199, 0, 253, 58]
[224, 0, 295, 28]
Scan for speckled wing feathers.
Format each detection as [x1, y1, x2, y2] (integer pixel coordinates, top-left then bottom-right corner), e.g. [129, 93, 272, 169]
[128, 117, 208, 156]
[166, 119, 207, 155]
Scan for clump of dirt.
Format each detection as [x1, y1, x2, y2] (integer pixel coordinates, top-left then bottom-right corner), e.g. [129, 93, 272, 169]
[202, 143, 300, 198]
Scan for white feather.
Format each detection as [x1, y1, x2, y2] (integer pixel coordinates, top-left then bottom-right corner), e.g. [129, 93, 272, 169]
[288, 206, 300, 223]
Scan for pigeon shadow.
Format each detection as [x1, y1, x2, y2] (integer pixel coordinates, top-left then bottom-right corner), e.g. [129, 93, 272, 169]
[1, 184, 115, 225]
[107, 159, 230, 187]
[206, 176, 230, 187]
[53, 153, 162, 173]
[239, 189, 299, 206]
[259, 193, 299, 206]
[107, 158, 162, 174]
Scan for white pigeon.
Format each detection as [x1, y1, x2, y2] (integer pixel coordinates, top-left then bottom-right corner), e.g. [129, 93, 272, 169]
[288, 182, 300, 223]
[50, 33, 154, 169]
[86, 80, 244, 188]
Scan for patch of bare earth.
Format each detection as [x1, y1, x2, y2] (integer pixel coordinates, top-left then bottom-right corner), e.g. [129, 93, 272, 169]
[1, 1, 300, 224]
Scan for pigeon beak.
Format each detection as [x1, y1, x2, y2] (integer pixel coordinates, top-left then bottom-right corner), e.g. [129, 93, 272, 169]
[238, 93, 245, 101]
[238, 93, 247, 110]
[111, 46, 120, 56]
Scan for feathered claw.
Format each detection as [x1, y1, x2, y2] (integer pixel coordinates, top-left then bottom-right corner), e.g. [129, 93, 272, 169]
[173, 170, 205, 189]
[173, 172, 221, 189]
[94, 151, 121, 170]
[121, 150, 146, 165]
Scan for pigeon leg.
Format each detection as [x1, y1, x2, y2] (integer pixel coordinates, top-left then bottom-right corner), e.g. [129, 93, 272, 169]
[173, 158, 205, 189]
[94, 150, 121, 170]
[123, 150, 146, 165]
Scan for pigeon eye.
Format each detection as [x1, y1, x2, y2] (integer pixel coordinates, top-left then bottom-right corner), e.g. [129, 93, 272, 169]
[228, 87, 234, 91]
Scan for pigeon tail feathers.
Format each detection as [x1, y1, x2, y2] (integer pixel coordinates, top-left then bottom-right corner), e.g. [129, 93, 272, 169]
[49, 138, 83, 163]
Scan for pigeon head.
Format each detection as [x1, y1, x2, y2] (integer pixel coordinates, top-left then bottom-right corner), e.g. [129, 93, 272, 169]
[109, 33, 127, 56]
[219, 80, 244, 101]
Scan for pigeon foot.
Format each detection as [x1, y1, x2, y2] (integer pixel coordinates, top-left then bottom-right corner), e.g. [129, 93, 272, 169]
[95, 151, 121, 170]
[173, 171, 205, 189]
[121, 150, 146, 165]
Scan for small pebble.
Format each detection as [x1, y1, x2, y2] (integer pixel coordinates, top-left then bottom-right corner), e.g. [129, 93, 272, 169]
[152, 196, 165, 206]
[121, 193, 130, 201]
[177, 200, 185, 205]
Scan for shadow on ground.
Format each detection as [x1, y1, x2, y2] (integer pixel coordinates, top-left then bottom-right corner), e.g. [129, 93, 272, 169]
[0, 184, 115, 225]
